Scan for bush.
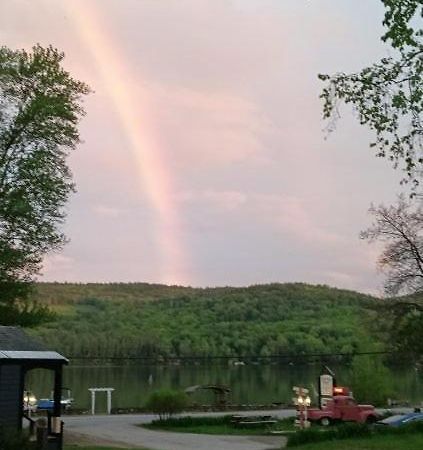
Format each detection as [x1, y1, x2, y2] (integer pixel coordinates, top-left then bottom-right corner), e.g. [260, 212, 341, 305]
[145, 389, 189, 420]
[149, 415, 232, 428]
[387, 421, 423, 435]
[0, 428, 31, 450]
[287, 421, 423, 447]
[336, 422, 372, 439]
[287, 427, 334, 447]
[287, 423, 372, 447]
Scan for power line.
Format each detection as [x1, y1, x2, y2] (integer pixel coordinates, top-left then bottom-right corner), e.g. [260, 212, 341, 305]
[68, 350, 392, 361]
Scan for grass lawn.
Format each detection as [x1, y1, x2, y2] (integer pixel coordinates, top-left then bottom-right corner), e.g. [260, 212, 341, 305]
[291, 433, 423, 449]
[142, 415, 295, 435]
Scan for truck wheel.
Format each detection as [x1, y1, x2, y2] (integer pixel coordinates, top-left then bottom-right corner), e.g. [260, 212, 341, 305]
[366, 415, 377, 424]
[319, 417, 331, 427]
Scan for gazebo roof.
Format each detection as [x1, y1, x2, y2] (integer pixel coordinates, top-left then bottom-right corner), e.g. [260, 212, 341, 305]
[0, 326, 67, 362]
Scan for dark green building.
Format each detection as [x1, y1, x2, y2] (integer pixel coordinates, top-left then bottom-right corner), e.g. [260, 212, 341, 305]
[0, 326, 67, 449]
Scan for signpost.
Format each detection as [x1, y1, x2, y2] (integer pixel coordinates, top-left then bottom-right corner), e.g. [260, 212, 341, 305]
[318, 366, 336, 408]
[319, 374, 334, 407]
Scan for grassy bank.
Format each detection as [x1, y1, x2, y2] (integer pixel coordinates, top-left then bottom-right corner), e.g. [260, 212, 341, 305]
[143, 415, 295, 435]
[291, 433, 423, 450]
[287, 421, 423, 448]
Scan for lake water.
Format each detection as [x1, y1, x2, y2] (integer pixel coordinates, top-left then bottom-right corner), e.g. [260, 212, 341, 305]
[26, 364, 423, 412]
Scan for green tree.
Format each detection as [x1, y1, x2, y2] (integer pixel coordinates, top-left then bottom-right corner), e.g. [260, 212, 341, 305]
[319, 0, 422, 186]
[361, 197, 423, 295]
[349, 355, 393, 406]
[0, 45, 89, 324]
[320, 0, 423, 362]
[360, 198, 423, 361]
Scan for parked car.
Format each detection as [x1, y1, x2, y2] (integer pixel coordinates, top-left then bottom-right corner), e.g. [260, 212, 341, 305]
[23, 390, 37, 414]
[307, 395, 378, 426]
[376, 412, 423, 427]
[37, 387, 74, 412]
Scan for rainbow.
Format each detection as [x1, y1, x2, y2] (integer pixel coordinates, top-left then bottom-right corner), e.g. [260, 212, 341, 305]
[63, 0, 190, 285]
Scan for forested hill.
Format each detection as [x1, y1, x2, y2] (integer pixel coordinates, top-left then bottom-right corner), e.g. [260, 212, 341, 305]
[30, 282, 382, 361]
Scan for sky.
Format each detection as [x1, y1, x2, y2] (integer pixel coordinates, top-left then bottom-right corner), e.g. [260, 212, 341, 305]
[0, 0, 405, 294]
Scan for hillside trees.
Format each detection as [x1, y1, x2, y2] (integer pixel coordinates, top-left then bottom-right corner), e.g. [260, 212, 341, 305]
[0, 45, 89, 324]
[31, 283, 377, 360]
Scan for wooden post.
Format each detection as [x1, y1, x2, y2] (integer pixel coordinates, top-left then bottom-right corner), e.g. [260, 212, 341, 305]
[53, 366, 62, 418]
[91, 390, 96, 415]
[36, 418, 48, 450]
[89, 388, 114, 415]
[107, 390, 112, 414]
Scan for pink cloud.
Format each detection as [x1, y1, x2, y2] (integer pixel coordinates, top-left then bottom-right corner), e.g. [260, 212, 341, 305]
[149, 85, 273, 168]
[41, 255, 76, 280]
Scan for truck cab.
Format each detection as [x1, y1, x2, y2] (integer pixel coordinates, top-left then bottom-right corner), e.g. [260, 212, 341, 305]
[308, 395, 378, 425]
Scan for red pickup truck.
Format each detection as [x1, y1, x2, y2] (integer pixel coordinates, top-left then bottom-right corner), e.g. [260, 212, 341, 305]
[307, 396, 378, 426]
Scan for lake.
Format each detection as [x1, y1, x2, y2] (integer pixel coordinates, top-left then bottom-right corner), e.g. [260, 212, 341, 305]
[27, 363, 422, 412]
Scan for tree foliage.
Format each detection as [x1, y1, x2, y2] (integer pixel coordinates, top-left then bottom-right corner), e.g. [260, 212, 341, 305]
[361, 198, 423, 361]
[388, 298, 423, 361]
[361, 197, 423, 295]
[349, 355, 393, 406]
[319, 0, 422, 185]
[0, 44, 89, 321]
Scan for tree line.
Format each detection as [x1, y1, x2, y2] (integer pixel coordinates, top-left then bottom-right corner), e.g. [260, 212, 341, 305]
[30, 282, 383, 361]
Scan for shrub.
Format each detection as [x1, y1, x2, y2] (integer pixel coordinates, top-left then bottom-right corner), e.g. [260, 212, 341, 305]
[149, 415, 232, 428]
[287, 420, 423, 447]
[335, 422, 372, 439]
[145, 389, 189, 420]
[287, 427, 334, 447]
[287, 423, 372, 447]
[0, 428, 31, 450]
[387, 421, 423, 435]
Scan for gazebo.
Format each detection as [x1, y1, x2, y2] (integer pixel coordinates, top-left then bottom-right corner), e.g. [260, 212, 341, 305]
[0, 326, 68, 449]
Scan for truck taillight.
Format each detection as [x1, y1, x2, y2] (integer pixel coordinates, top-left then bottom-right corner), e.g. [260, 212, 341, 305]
[333, 386, 349, 395]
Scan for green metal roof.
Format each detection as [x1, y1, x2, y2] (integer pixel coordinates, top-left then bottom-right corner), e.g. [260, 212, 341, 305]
[0, 326, 67, 362]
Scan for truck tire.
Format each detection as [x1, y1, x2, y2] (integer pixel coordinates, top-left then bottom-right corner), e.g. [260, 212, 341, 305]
[366, 415, 377, 424]
[319, 417, 331, 426]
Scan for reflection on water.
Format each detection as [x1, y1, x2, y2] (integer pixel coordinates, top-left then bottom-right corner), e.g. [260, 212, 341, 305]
[26, 364, 422, 412]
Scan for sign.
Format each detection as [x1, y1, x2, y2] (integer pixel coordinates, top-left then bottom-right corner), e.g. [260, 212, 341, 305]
[319, 374, 333, 397]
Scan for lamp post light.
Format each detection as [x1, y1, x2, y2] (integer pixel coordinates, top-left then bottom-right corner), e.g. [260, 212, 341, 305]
[293, 387, 311, 429]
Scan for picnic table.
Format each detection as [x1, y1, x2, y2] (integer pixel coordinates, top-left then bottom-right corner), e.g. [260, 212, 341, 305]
[230, 414, 277, 428]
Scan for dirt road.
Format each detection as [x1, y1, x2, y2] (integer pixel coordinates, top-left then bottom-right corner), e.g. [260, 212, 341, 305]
[64, 410, 292, 450]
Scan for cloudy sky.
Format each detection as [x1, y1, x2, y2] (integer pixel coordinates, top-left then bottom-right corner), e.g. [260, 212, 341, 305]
[1, 0, 404, 294]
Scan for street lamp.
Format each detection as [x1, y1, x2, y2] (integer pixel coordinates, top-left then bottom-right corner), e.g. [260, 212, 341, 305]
[293, 386, 311, 429]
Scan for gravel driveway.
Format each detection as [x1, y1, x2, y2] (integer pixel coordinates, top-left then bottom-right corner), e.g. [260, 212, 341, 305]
[63, 410, 294, 450]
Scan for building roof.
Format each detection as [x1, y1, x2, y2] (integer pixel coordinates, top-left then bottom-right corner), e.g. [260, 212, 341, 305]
[0, 326, 67, 362]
